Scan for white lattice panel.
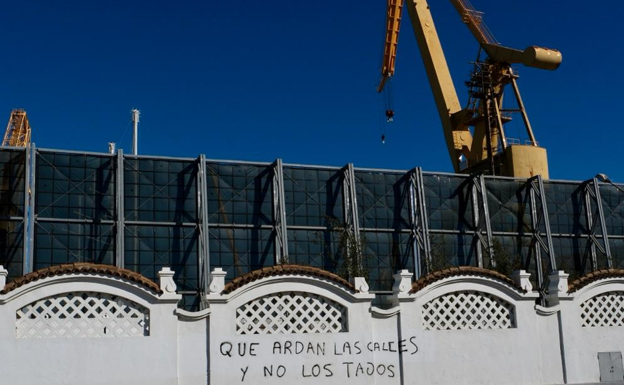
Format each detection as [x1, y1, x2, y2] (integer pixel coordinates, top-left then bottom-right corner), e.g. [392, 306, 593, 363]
[236, 291, 347, 334]
[16, 292, 150, 338]
[422, 291, 515, 330]
[581, 291, 624, 327]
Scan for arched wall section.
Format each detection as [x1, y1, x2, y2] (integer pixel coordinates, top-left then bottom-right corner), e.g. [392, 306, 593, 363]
[0, 265, 181, 385]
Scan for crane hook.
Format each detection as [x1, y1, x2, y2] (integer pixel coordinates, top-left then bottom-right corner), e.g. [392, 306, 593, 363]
[385, 109, 394, 122]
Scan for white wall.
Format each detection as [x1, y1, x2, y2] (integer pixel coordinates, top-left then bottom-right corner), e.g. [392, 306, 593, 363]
[555, 276, 624, 384]
[1, 266, 624, 385]
[0, 271, 181, 385]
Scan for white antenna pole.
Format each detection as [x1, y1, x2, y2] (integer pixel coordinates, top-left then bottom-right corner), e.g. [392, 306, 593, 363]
[131, 109, 140, 155]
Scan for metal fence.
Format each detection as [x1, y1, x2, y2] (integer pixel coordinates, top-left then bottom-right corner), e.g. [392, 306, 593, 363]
[1, 146, 622, 309]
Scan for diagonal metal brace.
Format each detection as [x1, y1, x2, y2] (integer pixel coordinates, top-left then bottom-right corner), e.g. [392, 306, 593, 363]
[528, 175, 556, 301]
[341, 163, 362, 269]
[471, 174, 493, 268]
[583, 177, 612, 270]
[272, 159, 289, 264]
[408, 167, 432, 278]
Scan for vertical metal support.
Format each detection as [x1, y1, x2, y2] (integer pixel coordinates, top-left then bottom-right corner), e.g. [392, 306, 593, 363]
[408, 167, 432, 279]
[510, 73, 537, 145]
[528, 175, 556, 301]
[342, 163, 362, 267]
[583, 177, 612, 270]
[115, 150, 125, 269]
[272, 159, 289, 264]
[492, 97, 508, 149]
[471, 174, 493, 268]
[22, 143, 36, 274]
[197, 155, 211, 306]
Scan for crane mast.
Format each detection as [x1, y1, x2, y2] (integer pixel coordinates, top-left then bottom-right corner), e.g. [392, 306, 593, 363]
[378, 0, 561, 178]
[2, 109, 32, 148]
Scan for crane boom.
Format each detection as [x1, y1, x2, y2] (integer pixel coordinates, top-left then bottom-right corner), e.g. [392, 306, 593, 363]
[378, 0, 472, 172]
[377, 0, 562, 178]
[378, 0, 402, 93]
[448, 0, 497, 45]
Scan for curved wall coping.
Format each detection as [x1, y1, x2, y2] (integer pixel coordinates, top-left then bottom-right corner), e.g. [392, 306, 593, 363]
[568, 269, 624, 294]
[0, 264, 181, 306]
[1, 263, 161, 295]
[410, 267, 523, 294]
[222, 265, 357, 294]
[392, 267, 537, 304]
[206, 265, 375, 305]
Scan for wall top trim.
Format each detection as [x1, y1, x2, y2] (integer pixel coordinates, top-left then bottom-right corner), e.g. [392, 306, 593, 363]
[568, 269, 624, 294]
[1, 263, 162, 295]
[222, 264, 357, 294]
[409, 267, 523, 294]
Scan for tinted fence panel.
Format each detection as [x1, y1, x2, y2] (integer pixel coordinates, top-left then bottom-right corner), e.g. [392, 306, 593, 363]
[209, 227, 273, 280]
[364, 231, 412, 291]
[37, 151, 115, 220]
[543, 181, 588, 236]
[0, 149, 25, 216]
[206, 162, 272, 226]
[3, 147, 624, 309]
[288, 229, 338, 271]
[601, 184, 624, 236]
[485, 179, 531, 234]
[34, 222, 115, 268]
[284, 166, 343, 227]
[124, 158, 196, 223]
[355, 170, 410, 230]
[0, 221, 23, 278]
[0, 149, 25, 278]
[124, 225, 198, 291]
[423, 173, 474, 232]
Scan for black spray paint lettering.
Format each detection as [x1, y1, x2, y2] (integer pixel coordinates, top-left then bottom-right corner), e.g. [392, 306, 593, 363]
[263, 365, 287, 378]
[301, 364, 334, 378]
[410, 336, 419, 354]
[220, 342, 232, 357]
[334, 341, 358, 355]
[342, 362, 396, 378]
[343, 362, 354, 378]
[272, 341, 326, 355]
[220, 342, 259, 357]
[240, 366, 249, 382]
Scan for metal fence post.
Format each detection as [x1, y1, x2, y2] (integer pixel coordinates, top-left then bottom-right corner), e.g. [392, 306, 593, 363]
[528, 175, 556, 301]
[115, 150, 125, 269]
[22, 143, 36, 274]
[342, 163, 362, 269]
[408, 167, 432, 278]
[272, 159, 289, 264]
[197, 154, 211, 306]
[471, 174, 493, 268]
[583, 177, 612, 270]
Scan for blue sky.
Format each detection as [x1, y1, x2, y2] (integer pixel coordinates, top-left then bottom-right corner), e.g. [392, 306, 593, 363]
[2, 0, 623, 181]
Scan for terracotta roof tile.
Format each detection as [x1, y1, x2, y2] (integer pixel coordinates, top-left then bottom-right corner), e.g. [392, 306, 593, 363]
[409, 266, 522, 294]
[1, 263, 162, 294]
[222, 265, 356, 294]
[568, 269, 624, 293]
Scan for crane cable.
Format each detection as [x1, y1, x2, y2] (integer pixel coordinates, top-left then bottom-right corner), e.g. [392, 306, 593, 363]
[377, 1, 395, 145]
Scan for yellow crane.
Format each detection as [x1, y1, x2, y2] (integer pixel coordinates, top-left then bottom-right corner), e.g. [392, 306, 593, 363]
[2, 109, 32, 148]
[378, 0, 561, 178]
